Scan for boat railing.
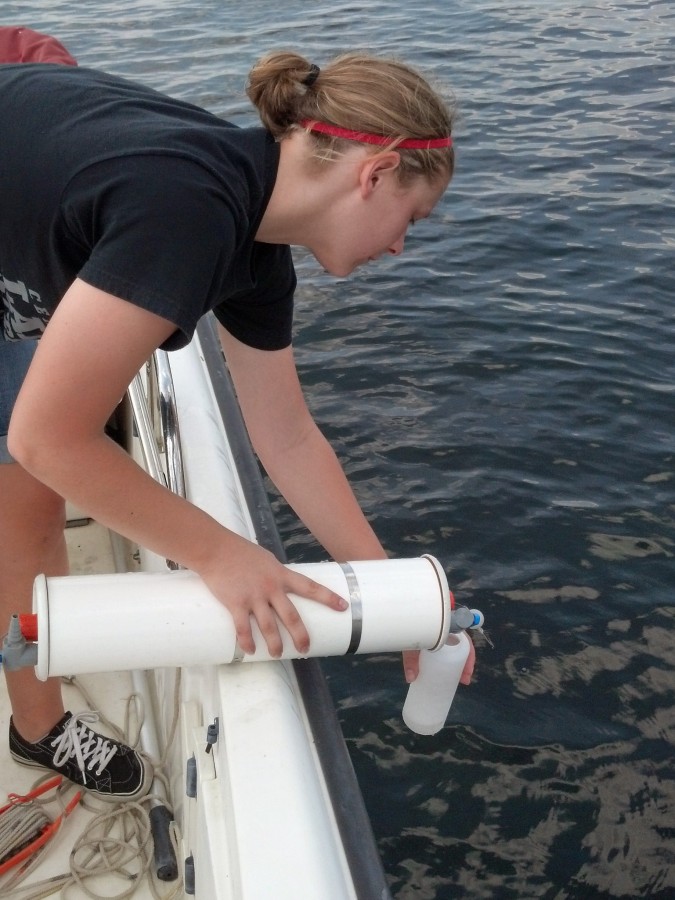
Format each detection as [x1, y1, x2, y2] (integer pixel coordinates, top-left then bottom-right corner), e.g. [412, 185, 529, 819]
[195, 316, 392, 900]
[128, 350, 185, 569]
[125, 319, 392, 899]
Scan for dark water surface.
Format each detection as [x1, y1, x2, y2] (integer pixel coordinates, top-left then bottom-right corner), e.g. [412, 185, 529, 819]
[8, 1, 675, 896]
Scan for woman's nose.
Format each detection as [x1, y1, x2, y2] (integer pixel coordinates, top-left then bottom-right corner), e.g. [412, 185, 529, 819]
[389, 234, 406, 256]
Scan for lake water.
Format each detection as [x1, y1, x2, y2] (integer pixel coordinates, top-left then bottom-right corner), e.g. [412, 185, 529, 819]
[6, 1, 674, 897]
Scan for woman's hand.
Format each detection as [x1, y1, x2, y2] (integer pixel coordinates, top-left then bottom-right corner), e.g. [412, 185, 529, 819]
[403, 637, 476, 685]
[198, 534, 348, 657]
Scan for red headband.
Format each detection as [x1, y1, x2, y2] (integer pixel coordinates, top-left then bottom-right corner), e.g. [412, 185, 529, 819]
[300, 119, 452, 150]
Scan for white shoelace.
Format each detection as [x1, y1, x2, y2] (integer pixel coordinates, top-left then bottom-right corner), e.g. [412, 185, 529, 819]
[49, 712, 118, 784]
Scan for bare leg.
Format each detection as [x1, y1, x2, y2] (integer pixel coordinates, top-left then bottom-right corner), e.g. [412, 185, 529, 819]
[0, 463, 68, 741]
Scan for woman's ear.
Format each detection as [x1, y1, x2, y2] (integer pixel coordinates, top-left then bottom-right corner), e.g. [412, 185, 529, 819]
[359, 151, 401, 198]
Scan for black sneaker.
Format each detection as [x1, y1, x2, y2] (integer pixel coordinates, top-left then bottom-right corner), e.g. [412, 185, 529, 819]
[9, 711, 153, 802]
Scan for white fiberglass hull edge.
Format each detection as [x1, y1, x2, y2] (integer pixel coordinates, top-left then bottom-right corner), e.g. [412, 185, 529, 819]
[137, 319, 386, 899]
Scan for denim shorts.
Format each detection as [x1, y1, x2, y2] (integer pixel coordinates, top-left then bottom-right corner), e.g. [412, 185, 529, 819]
[0, 338, 37, 463]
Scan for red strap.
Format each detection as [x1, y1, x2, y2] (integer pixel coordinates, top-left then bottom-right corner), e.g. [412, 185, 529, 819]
[300, 119, 452, 150]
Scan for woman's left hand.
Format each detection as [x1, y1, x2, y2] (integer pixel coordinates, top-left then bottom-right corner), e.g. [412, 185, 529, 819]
[403, 637, 476, 685]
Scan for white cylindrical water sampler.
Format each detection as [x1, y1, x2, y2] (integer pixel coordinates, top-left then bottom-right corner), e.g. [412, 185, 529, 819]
[32, 555, 450, 680]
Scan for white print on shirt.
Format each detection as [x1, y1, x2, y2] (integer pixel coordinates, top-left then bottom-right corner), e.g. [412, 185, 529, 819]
[0, 273, 50, 340]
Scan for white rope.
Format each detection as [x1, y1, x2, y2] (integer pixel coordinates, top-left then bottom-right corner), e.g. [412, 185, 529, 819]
[0, 803, 50, 861]
[0, 776, 78, 898]
[64, 794, 182, 900]
[0, 671, 184, 900]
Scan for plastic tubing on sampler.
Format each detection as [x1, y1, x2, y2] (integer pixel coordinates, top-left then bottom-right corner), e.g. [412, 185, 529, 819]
[31, 556, 451, 680]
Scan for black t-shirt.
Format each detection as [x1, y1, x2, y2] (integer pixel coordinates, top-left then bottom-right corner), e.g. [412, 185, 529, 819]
[0, 64, 295, 350]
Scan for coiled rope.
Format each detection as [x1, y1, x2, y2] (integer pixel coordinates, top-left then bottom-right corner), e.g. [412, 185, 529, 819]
[0, 671, 183, 900]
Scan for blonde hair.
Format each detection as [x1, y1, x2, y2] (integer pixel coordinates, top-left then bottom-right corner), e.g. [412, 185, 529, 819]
[246, 51, 455, 184]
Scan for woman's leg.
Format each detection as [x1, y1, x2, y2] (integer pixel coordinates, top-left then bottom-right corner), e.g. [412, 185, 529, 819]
[1, 341, 151, 799]
[1, 463, 153, 801]
[0, 463, 68, 741]
[0, 338, 66, 736]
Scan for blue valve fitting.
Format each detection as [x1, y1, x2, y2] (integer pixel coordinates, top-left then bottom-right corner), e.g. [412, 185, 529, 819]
[450, 606, 485, 633]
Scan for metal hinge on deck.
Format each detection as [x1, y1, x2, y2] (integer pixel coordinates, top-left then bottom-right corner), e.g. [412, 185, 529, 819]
[184, 854, 195, 895]
[186, 754, 197, 799]
[204, 717, 219, 754]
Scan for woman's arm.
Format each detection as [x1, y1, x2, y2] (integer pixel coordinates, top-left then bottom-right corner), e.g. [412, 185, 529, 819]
[219, 326, 468, 683]
[218, 325, 385, 562]
[8, 279, 348, 656]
